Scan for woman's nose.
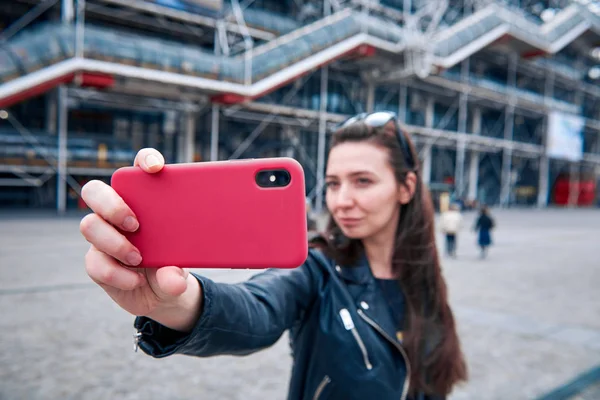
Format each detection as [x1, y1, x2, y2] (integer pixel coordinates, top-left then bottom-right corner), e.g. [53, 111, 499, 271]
[335, 185, 354, 208]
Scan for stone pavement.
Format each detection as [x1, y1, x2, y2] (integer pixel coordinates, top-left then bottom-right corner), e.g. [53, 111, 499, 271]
[0, 209, 599, 400]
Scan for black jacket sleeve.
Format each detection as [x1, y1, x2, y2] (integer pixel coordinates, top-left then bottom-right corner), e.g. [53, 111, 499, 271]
[134, 249, 325, 358]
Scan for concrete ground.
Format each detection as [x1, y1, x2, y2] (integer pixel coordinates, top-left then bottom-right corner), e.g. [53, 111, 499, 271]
[0, 209, 599, 400]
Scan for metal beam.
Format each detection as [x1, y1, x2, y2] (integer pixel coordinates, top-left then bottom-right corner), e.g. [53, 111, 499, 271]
[399, 84, 407, 123]
[500, 54, 518, 207]
[366, 82, 375, 113]
[85, 3, 208, 42]
[424, 74, 581, 115]
[425, 96, 435, 128]
[568, 75, 586, 207]
[455, 59, 469, 197]
[228, 72, 314, 159]
[468, 106, 482, 201]
[75, 0, 85, 59]
[500, 106, 515, 207]
[223, 109, 315, 128]
[421, 96, 435, 185]
[468, 151, 480, 202]
[239, 100, 543, 154]
[56, 86, 68, 213]
[93, 0, 275, 41]
[67, 87, 204, 113]
[568, 162, 580, 207]
[179, 110, 196, 163]
[62, 0, 73, 22]
[281, 127, 318, 177]
[210, 104, 220, 161]
[45, 91, 57, 135]
[315, 67, 329, 214]
[537, 156, 550, 207]
[0, 0, 59, 41]
[536, 70, 555, 208]
[0, 178, 42, 187]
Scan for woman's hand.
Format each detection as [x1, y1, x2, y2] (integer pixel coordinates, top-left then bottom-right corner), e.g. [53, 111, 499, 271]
[79, 148, 202, 332]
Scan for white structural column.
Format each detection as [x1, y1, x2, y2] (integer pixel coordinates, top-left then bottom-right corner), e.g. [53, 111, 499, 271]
[62, 0, 74, 22]
[500, 105, 515, 207]
[468, 151, 479, 201]
[500, 54, 517, 207]
[537, 115, 550, 207]
[468, 107, 482, 201]
[46, 91, 57, 135]
[178, 110, 196, 163]
[568, 161, 580, 207]
[56, 0, 74, 213]
[568, 84, 585, 207]
[398, 84, 407, 123]
[210, 104, 220, 161]
[537, 71, 555, 207]
[455, 60, 469, 197]
[537, 155, 550, 207]
[56, 86, 68, 213]
[421, 96, 434, 185]
[315, 67, 329, 213]
[366, 82, 375, 113]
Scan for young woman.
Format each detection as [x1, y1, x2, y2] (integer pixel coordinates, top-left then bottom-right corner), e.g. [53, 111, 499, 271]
[79, 111, 467, 400]
[474, 206, 495, 259]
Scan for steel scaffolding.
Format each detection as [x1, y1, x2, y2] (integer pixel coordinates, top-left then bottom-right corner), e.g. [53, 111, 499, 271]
[1, 0, 599, 211]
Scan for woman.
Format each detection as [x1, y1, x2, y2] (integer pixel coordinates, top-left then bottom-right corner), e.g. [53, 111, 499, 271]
[474, 206, 495, 259]
[439, 203, 463, 258]
[79, 111, 467, 400]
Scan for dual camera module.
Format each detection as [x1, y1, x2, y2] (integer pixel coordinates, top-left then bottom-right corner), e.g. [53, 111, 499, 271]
[255, 169, 291, 188]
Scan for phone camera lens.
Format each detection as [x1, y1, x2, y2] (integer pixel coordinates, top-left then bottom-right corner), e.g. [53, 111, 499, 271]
[256, 169, 291, 188]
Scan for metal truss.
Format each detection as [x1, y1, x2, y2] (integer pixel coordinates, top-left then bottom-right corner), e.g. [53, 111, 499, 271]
[91, 0, 276, 41]
[224, 70, 318, 159]
[3, 0, 600, 212]
[2, 108, 82, 194]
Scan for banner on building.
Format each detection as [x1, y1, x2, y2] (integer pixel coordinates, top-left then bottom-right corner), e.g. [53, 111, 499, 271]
[546, 111, 584, 162]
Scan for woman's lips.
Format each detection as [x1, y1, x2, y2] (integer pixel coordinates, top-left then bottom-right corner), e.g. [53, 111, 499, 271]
[338, 218, 362, 227]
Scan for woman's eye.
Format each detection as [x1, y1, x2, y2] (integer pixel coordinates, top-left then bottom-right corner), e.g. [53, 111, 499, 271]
[325, 181, 339, 189]
[356, 178, 372, 185]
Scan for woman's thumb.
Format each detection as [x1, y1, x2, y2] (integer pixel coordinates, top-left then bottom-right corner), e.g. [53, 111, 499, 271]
[155, 266, 190, 298]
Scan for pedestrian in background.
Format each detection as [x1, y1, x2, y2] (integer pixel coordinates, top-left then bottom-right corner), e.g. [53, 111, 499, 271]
[440, 203, 463, 258]
[474, 206, 495, 259]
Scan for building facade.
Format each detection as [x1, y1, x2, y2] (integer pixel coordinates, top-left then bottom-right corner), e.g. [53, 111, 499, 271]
[1, 0, 599, 211]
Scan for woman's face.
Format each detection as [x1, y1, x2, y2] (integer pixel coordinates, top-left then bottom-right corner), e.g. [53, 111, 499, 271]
[325, 141, 409, 240]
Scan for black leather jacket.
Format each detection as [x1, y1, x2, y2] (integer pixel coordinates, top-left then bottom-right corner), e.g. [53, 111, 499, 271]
[134, 248, 445, 400]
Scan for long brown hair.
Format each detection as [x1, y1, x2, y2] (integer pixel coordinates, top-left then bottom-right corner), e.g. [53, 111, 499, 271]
[311, 121, 467, 396]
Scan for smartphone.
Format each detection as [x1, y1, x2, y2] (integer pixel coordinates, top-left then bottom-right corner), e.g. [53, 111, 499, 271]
[111, 158, 308, 269]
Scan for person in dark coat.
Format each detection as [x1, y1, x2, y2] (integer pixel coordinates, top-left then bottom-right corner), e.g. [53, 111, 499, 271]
[474, 206, 495, 259]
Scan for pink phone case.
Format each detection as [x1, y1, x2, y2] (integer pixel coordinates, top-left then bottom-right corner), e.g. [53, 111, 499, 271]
[110, 158, 308, 269]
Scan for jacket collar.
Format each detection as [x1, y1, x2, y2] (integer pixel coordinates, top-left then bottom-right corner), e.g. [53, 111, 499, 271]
[334, 250, 444, 354]
[335, 252, 373, 285]
[335, 252, 403, 344]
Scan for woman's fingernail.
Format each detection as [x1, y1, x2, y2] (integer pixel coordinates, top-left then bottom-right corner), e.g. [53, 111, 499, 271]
[146, 154, 160, 168]
[123, 216, 139, 232]
[127, 252, 142, 266]
[179, 268, 188, 280]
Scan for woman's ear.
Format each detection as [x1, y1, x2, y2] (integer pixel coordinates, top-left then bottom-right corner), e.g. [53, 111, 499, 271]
[398, 171, 417, 204]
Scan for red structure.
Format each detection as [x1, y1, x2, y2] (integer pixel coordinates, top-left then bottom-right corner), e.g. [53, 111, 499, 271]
[553, 175, 597, 206]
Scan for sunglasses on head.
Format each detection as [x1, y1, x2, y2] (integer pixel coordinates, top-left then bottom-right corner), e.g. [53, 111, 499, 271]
[335, 111, 416, 169]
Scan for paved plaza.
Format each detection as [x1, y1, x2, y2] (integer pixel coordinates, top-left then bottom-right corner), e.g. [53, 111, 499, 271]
[0, 209, 599, 400]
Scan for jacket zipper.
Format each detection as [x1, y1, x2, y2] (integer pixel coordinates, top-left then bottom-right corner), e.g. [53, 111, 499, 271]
[339, 308, 373, 370]
[312, 375, 331, 400]
[357, 308, 411, 400]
